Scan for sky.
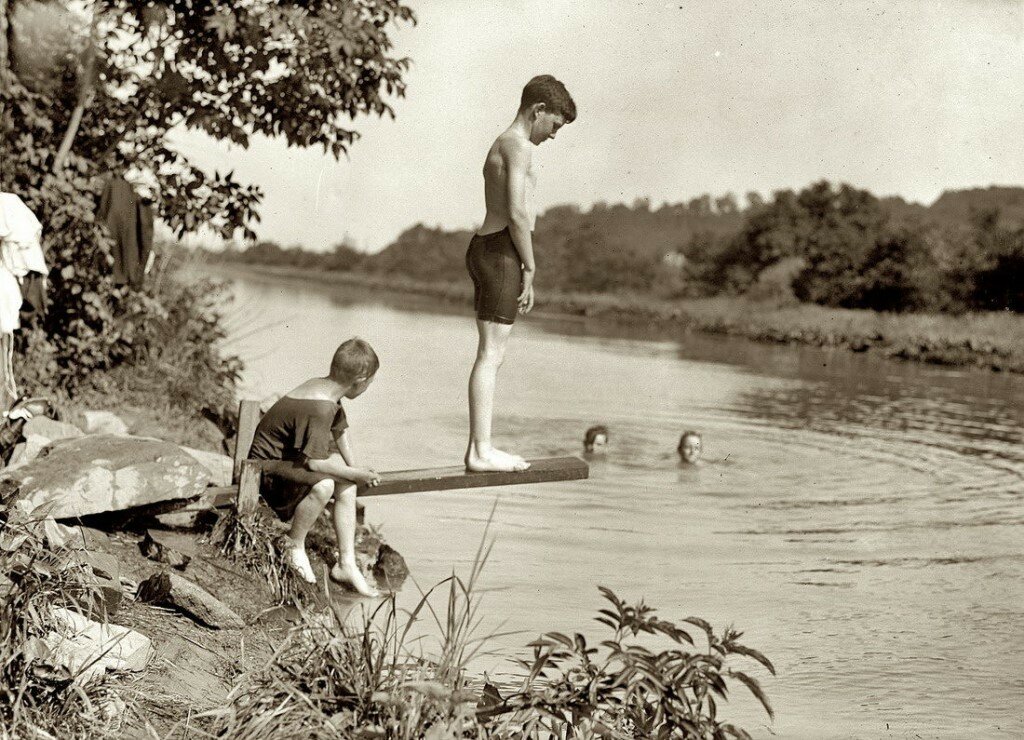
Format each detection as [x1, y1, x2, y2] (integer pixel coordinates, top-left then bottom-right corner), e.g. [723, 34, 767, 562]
[172, 0, 1024, 252]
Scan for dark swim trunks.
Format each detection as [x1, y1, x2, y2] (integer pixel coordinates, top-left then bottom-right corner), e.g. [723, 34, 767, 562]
[465, 227, 521, 325]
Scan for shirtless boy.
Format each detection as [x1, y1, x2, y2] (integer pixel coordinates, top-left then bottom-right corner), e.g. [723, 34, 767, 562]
[465, 75, 576, 473]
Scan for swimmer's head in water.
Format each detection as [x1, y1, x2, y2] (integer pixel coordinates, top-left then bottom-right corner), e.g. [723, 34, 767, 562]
[678, 431, 702, 464]
[584, 425, 609, 453]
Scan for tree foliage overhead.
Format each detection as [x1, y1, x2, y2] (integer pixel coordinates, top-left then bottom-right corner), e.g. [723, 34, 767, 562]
[1, 0, 415, 386]
[6, 0, 415, 238]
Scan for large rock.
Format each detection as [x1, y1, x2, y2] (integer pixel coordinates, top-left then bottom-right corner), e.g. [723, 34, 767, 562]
[180, 446, 233, 487]
[6, 433, 54, 470]
[35, 607, 153, 683]
[72, 410, 129, 435]
[0, 435, 211, 519]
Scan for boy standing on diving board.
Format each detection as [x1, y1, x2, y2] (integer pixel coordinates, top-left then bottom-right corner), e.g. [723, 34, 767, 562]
[465, 75, 576, 473]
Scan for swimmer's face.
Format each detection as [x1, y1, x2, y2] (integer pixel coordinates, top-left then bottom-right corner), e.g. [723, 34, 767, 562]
[585, 432, 608, 453]
[679, 435, 702, 464]
[530, 106, 566, 145]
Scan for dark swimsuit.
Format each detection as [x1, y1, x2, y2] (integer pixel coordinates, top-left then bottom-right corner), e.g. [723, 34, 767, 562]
[465, 227, 521, 325]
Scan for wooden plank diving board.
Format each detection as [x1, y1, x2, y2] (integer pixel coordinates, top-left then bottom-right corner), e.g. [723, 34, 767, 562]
[199, 454, 588, 514]
[358, 456, 589, 497]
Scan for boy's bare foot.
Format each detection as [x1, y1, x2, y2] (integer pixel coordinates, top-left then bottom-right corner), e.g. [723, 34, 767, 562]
[284, 542, 316, 583]
[465, 446, 531, 473]
[330, 560, 380, 597]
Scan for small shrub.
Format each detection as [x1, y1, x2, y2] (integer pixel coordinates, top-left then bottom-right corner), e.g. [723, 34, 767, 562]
[855, 228, 943, 313]
[484, 587, 775, 739]
[745, 256, 804, 305]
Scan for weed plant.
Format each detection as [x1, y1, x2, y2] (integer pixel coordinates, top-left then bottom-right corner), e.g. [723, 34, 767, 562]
[212, 508, 299, 603]
[482, 587, 774, 739]
[207, 520, 774, 739]
[0, 510, 134, 738]
[208, 521, 500, 739]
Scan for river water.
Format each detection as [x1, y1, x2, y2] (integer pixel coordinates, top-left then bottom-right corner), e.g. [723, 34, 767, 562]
[218, 272, 1023, 739]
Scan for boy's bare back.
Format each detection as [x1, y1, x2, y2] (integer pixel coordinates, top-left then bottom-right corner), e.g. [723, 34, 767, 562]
[478, 132, 536, 237]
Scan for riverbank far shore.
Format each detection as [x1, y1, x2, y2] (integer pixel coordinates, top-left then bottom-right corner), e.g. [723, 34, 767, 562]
[205, 262, 1024, 375]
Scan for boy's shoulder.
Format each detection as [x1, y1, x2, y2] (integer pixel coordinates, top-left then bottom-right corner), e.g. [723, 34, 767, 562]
[493, 128, 531, 157]
[261, 395, 338, 424]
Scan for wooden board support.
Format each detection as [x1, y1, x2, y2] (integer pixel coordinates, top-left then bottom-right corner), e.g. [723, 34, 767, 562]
[232, 400, 261, 483]
[236, 460, 262, 517]
[358, 456, 589, 498]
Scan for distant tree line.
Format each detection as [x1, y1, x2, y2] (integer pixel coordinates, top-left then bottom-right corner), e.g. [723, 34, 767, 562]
[207, 183, 1024, 314]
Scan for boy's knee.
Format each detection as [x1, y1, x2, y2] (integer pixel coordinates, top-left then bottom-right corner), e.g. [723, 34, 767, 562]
[310, 478, 334, 504]
[480, 345, 506, 365]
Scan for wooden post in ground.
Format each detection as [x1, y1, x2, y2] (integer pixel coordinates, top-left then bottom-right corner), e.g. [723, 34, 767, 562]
[232, 400, 260, 482]
[236, 460, 261, 517]
[232, 400, 262, 516]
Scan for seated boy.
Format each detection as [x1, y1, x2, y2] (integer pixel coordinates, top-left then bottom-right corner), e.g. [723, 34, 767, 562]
[247, 338, 382, 596]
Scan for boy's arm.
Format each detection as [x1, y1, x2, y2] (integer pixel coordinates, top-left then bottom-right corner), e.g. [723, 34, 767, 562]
[335, 428, 356, 466]
[306, 453, 380, 486]
[503, 139, 536, 312]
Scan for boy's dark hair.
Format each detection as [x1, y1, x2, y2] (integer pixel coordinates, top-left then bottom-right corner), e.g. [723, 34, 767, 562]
[520, 75, 576, 123]
[330, 338, 379, 383]
[584, 424, 609, 452]
[677, 430, 701, 450]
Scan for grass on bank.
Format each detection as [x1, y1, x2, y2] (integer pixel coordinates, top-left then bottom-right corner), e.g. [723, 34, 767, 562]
[0, 509, 144, 740]
[202, 515, 775, 740]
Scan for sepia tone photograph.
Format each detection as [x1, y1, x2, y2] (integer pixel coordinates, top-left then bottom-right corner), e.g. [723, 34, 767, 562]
[0, 1, 1021, 737]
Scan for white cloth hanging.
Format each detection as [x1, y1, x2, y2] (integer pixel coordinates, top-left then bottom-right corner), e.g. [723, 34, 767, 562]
[0, 266, 21, 334]
[0, 192, 46, 277]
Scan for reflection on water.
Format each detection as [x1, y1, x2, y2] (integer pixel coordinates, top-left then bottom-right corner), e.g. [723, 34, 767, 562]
[219, 272, 1024, 739]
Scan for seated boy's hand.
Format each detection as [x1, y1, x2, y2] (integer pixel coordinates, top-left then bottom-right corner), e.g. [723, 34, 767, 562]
[352, 467, 381, 487]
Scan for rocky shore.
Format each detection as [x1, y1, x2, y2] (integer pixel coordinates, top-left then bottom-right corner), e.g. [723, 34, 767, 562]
[0, 405, 406, 737]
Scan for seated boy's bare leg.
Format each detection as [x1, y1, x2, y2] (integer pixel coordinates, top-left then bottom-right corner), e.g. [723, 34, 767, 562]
[285, 478, 334, 583]
[466, 320, 530, 472]
[328, 481, 379, 597]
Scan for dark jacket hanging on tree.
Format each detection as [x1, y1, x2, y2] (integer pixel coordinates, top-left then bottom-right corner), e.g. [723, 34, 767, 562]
[97, 176, 153, 288]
